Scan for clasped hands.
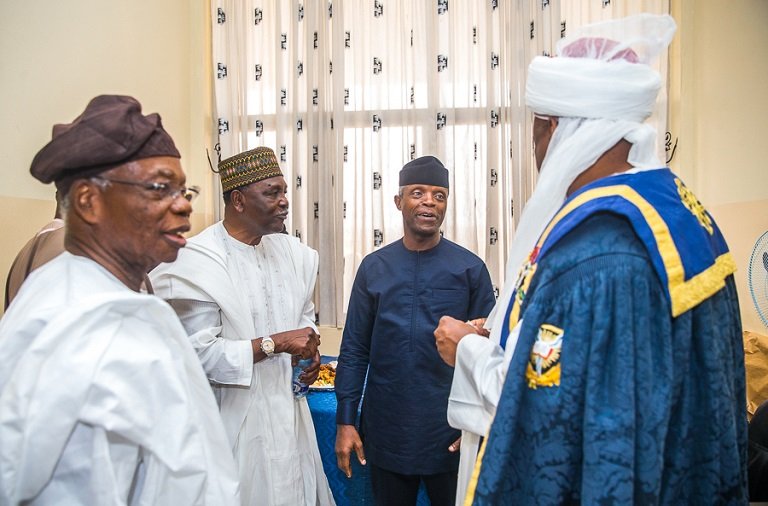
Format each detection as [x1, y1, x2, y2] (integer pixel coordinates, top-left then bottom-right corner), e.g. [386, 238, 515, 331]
[433, 316, 489, 367]
[254, 327, 322, 384]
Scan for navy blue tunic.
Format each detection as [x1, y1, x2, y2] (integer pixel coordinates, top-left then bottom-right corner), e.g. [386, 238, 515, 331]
[336, 238, 495, 474]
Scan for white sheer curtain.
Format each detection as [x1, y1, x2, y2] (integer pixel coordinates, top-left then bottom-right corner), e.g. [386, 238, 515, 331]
[210, 0, 670, 326]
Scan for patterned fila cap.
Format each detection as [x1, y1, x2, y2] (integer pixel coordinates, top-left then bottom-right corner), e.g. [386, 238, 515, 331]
[217, 146, 283, 192]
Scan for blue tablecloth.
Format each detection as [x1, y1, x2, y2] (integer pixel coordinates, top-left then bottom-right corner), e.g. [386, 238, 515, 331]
[308, 389, 374, 505]
[307, 357, 430, 505]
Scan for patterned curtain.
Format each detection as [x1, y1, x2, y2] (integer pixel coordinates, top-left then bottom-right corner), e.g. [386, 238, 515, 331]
[210, 0, 669, 327]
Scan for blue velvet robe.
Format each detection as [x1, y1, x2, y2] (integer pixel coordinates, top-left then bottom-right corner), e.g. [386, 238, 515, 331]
[336, 238, 495, 474]
[470, 169, 748, 505]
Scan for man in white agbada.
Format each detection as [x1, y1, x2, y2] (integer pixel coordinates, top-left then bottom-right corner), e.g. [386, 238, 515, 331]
[433, 14, 678, 504]
[0, 94, 240, 505]
[151, 146, 335, 506]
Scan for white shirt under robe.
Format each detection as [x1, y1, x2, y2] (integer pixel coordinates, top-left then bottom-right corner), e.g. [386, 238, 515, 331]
[0, 252, 240, 505]
[151, 222, 335, 506]
[448, 282, 522, 505]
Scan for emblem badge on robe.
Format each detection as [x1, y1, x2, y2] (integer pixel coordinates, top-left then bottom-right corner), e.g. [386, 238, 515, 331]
[525, 323, 564, 389]
[504, 247, 539, 336]
[512, 258, 536, 309]
[675, 178, 713, 235]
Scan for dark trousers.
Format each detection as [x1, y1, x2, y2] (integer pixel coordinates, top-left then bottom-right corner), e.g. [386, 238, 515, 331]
[370, 463, 457, 506]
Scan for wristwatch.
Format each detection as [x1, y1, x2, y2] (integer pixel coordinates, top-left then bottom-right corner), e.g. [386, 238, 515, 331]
[260, 336, 275, 357]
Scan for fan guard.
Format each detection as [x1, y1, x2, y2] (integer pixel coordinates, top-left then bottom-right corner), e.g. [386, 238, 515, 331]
[748, 231, 768, 328]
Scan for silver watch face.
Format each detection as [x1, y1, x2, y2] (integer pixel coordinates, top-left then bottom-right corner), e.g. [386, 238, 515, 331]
[261, 337, 275, 355]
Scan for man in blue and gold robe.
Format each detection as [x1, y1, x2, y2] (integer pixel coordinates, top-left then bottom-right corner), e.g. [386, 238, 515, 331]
[435, 14, 747, 505]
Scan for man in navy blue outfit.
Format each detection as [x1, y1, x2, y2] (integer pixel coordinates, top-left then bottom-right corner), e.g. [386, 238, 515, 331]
[335, 156, 495, 506]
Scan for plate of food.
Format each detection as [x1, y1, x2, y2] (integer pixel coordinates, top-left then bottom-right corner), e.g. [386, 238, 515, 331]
[310, 362, 336, 391]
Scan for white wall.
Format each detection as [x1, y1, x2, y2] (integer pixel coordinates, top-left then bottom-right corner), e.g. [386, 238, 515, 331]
[0, 0, 216, 305]
[671, 0, 768, 333]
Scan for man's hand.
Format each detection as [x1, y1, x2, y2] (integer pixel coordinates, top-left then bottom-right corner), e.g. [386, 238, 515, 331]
[335, 424, 366, 478]
[448, 436, 462, 453]
[468, 318, 491, 338]
[299, 350, 321, 385]
[272, 327, 320, 359]
[434, 315, 478, 366]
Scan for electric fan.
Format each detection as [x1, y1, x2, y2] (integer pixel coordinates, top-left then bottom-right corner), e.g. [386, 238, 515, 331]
[748, 231, 768, 328]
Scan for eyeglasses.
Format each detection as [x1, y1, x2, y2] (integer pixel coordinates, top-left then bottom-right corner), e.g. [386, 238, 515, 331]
[93, 176, 200, 202]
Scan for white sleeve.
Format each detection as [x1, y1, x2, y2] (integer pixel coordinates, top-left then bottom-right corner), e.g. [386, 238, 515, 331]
[447, 323, 520, 436]
[298, 246, 319, 332]
[81, 312, 240, 506]
[168, 299, 253, 387]
[299, 298, 317, 333]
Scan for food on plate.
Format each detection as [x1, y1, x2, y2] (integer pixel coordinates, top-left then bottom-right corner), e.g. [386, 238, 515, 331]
[311, 363, 336, 387]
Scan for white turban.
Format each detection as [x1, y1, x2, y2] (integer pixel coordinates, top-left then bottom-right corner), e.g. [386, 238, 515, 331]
[488, 13, 677, 329]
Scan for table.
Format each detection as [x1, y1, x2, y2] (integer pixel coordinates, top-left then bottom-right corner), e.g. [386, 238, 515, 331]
[307, 357, 430, 505]
[308, 389, 374, 505]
